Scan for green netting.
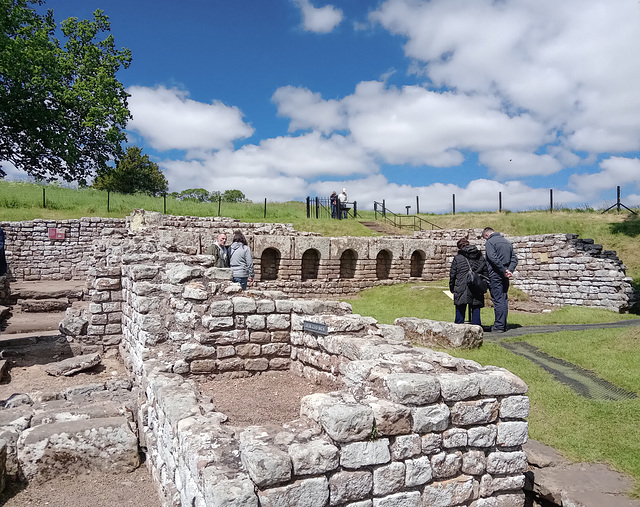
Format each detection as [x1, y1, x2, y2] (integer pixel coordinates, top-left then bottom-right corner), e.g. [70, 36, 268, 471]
[500, 341, 637, 401]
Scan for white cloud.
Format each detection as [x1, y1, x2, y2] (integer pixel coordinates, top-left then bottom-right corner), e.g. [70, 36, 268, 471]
[371, 0, 640, 154]
[569, 157, 640, 197]
[479, 151, 563, 178]
[344, 81, 548, 168]
[294, 0, 343, 33]
[272, 86, 346, 134]
[127, 86, 254, 155]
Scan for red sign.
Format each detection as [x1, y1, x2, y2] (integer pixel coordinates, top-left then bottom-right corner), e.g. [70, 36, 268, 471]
[48, 228, 65, 240]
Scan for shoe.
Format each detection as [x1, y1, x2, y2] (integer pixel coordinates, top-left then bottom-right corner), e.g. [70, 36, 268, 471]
[490, 327, 506, 333]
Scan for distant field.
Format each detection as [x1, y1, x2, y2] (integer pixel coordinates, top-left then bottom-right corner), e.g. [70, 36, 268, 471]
[1, 180, 639, 279]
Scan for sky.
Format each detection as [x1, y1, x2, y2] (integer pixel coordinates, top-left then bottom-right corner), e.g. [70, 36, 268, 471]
[7, 0, 640, 212]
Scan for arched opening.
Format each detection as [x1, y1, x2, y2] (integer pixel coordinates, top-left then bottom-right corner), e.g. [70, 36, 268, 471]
[410, 250, 425, 278]
[260, 248, 281, 281]
[376, 249, 392, 280]
[339, 249, 357, 279]
[301, 249, 320, 281]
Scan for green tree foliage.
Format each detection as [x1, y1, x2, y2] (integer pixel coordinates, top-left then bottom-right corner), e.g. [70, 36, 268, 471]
[223, 189, 246, 202]
[0, 0, 132, 184]
[93, 146, 168, 196]
[179, 188, 211, 202]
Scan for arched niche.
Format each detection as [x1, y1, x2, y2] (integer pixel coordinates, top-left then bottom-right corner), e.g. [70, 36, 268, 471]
[339, 249, 357, 279]
[376, 249, 392, 280]
[260, 247, 281, 281]
[301, 248, 320, 281]
[410, 249, 426, 278]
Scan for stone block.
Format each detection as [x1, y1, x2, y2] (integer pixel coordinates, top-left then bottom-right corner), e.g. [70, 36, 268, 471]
[258, 477, 329, 507]
[405, 455, 433, 487]
[412, 404, 450, 433]
[373, 492, 421, 507]
[209, 300, 234, 316]
[384, 373, 440, 405]
[462, 450, 487, 475]
[365, 399, 409, 439]
[340, 439, 390, 468]
[245, 358, 269, 371]
[202, 471, 258, 507]
[373, 461, 405, 496]
[233, 296, 257, 313]
[486, 451, 527, 474]
[289, 440, 339, 476]
[395, 317, 482, 349]
[240, 443, 292, 488]
[431, 451, 463, 479]
[499, 396, 530, 420]
[496, 422, 528, 447]
[443, 427, 468, 448]
[180, 343, 217, 361]
[422, 474, 475, 506]
[267, 314, 291, 330]
[450, 399, 499, 426]
[478, 370, 528, 396]
[421, 433, 443, 455]
[319, 402, 374, 443]
[390, 433, 422, 461]
[438, 373, 481, 401]
[17, 417, 139, 482]
[246, 314, 267, 330]
[467, 425, 497, 448]
[329, 470, 372, 506]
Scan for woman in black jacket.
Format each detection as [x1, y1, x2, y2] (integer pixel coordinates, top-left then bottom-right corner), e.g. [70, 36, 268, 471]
[449, 237, 488, 326]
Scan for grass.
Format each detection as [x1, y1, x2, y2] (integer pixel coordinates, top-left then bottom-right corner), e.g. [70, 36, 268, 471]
[347, 282, 640, 497]
[450, 328, 640, 498]
[346, 281, 637, 326]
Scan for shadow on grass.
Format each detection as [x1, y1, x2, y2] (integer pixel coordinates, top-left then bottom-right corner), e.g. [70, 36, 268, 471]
[609, 214, 640, 237]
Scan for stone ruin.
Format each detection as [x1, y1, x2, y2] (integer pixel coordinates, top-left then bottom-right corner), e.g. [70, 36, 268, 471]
[0, 210, 636, 506]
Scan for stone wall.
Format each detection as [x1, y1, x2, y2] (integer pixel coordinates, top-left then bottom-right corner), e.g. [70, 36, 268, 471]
[3, 211, 635, 311]
[89, 235, 529, 506]
[416, 229, 636, 311]
[1, 217, 126, 281]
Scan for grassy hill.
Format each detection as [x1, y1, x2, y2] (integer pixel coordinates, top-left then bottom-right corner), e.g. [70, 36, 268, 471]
[2, 180, 638, 280]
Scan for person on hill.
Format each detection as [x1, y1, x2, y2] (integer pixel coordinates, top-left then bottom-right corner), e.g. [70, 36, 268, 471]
[483, 227, 518, 332]
[229, 230, 254, 290]
[205, 232, 229, 268]
[330, 191, 338, 219]
[449, 237, 488, 326]
[339, 188, 348, 219]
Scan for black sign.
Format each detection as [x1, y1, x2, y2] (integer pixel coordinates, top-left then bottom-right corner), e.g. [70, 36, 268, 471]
[303, 320, 328, 336]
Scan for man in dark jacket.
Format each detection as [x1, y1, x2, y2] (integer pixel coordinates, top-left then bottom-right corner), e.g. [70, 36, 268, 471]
[483, 227, 518, 332]
[449, 237, 488, 326]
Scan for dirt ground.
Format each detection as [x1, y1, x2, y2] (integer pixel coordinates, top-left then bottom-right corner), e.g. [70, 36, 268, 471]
[0, 356, 334, 507]
[199, 370, 334, 426]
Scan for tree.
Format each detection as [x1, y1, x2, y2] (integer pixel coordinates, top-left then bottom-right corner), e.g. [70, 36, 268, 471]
[93, 146, 168, 196]
[0, 0, 132, 184]
[223, 189, 246, 202]
[179, 188, 212, 202]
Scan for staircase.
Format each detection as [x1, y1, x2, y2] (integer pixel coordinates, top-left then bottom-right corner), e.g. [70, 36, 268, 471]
[0, 280, 86, 367]
[359, 221, 409, 236]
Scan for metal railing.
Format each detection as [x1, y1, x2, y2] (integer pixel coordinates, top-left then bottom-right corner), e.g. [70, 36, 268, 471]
[373, 200, 442, 231]
[306, 196, 357, 219]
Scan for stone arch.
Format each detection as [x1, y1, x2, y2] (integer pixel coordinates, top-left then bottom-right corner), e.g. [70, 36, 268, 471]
[376, 249, 392, 280]
[410, 249, 426, 278]
[260, 247, 281, 281]
[339, 249, 358, 279]
[301, 248, 320, 281]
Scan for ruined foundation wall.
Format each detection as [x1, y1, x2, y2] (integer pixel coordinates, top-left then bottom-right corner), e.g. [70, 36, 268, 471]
[417, 229, 636, 311]
[108, 236, 529, 507]
[1, 217, 126, 281]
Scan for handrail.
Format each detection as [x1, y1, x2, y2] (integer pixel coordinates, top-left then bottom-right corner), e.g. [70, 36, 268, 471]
[373, 201, 442, 231]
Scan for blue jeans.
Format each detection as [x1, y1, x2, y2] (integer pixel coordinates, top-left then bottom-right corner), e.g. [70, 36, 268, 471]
[488, 275, 509, 330]
[455, 305, 482, 326]
[233, 276, 248, 290]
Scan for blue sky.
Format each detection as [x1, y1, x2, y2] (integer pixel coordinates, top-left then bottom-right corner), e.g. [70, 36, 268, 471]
[9, 0, 640, 212]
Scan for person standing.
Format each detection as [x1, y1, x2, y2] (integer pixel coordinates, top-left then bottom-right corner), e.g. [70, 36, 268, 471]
[205, 232, 229, 268]
[483, 227, 518, 332]
[330, 191, 338, 219]
[229, 230, 254, 290]
[449, 237, 488, 326]
[0, 226, 6, 276]
[338, 188, 348, 219]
